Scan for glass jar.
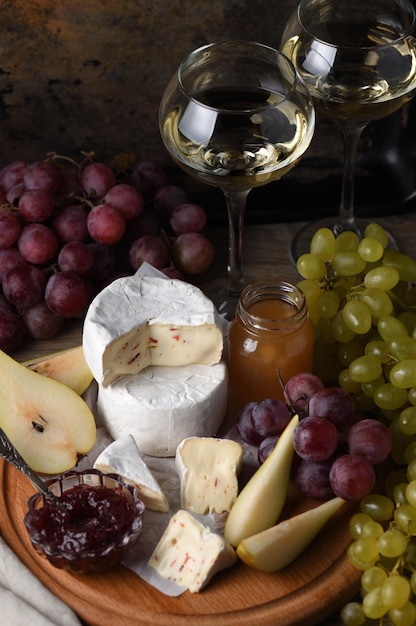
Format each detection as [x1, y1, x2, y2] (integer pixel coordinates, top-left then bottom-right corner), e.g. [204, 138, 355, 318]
[228, 280, 315, 404]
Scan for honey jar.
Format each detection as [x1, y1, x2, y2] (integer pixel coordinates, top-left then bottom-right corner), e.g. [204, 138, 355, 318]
[228, 280, 315, 404]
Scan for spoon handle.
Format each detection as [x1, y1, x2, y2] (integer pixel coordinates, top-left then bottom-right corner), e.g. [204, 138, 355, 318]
[0, 428, 65, 509]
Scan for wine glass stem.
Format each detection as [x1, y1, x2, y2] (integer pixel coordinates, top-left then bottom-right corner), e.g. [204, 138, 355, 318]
[337, 124, 366, 235]
[223, 189, 249, 296]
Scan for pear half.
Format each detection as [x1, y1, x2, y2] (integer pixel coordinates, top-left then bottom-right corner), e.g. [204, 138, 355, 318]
[0, 349, 96, 474]
[22, 345, 94, 395]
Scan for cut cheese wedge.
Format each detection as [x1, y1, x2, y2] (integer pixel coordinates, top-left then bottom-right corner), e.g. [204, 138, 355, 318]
[148, 510, 237, 592]
[83, 270, 223, 386]
[176, 437, 243, 514]
[93, 434, 169, 512]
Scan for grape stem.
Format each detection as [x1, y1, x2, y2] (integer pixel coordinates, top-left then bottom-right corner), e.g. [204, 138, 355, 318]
[275, 368, 298, 417]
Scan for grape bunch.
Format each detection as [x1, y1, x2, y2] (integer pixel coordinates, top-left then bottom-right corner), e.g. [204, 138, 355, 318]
[0, 154, 215, 352]
[236, 371, 392, 502]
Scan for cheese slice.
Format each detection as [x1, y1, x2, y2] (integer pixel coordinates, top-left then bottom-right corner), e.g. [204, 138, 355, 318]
[176, 437, 243, 514]
[93, 434, 169, 512]
[83, 270, 223, 386]
[148, 509, 237, 592]
[96, 362, 228, 457]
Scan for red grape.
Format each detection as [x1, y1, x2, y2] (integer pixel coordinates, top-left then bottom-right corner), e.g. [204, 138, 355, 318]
[22, 300, 64, 339]
[55, 168, 80, 201]
[104, 183, 144, 221]
[171, 232, 214, 274]
[251, 398, 291, 438]
[86, 243, 117, 282]
[160, 267, 185, 280]
[6, 182, 25, 205]
[170, 203, 207, 234]
[308, 387, 355, 429]
[2, 264, 46, 309]
[45, 272, 90, 317]
[87, 204, 126, 245]
[128, 234, 169, 270]
[81, 162, 116, 199]
[258, 435, 279, 464]
[122, 209, 161, 245]
[0, 161, 26, 192]
[329, 454, 376, 500]
[285, 372, 324, 416]
[18, 223, 58, 264]
[347, 418, 392, 465]
[58, 241, 94, 275]
[52, 204, 89, 243]
[0, 303, 24, 352]
[293, 415, 339, 461]
[18, 189, 55, 222]
[0, 211, 22, 249]
[131, 161, 169, 199]
[23, 161, 60, 193]
[0, 248, 26, 282]
[294, 458, 334, 499]
[154, 185, 188, 221]
[236, 402, 264, 446]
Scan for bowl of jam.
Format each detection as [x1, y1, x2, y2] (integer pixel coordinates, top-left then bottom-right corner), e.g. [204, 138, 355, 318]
[24, 469, 145, 574]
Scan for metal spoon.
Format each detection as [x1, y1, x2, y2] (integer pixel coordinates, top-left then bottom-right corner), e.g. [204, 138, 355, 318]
[0, 427, 67, 511]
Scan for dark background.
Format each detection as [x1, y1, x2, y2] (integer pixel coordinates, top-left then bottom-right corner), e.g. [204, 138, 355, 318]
[0, 0, 415, 226]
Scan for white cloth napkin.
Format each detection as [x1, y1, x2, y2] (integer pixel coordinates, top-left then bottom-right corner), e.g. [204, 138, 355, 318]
[0, 536, 81, 626]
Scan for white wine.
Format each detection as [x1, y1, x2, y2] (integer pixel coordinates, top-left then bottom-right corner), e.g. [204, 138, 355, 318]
[282, 20, 416, 126]
[162, 87, 313, 191]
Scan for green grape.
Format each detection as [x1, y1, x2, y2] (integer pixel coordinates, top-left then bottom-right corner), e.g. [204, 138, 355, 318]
[347, 542, 378, 571]
[358, 236, 384, 262]
[361, 520, 384, 540]
[335, 230, 360, 252]
[332, 251, 367, 277]
[342, 299, 372, 334]
[377, 528, 407, 558]
[382, 575, 411, 610]
[296, 253, 327, 280]
[408, 459, 416, 482]
[297, 278, 322, 306]
[334, 275, 358, 300]
[317, 289, 340, 319]
[394, 504, 416, 535]
[332, 310, 356, 343]
[364, 265, 400, 291]
[405, 480, 416, 507]
[373, 383, 407, 411]
[411, 572, 416, 594]
[398, 311, 416, 335]
[338, 368, 362, 393]
[353, 536, 379, 562]
[404, 441, 416, 464]
[349, 355, 382, 383]
[361, 375, 385, 399]
[310, 227, 336, 261]
[389, 336, 416, 361]
[378, 315, 409, 343]
[364, 340, 390, 363]
[337, 341, 364, 368]
[340, 602, 365, 626]
[390, 360, 416, 389]
[316, 317, 337, 344]
[362, 587, 388, 619]
[388, 601, 416, 626]
[360, 494, 394, 522]
[359, 287, 393, 320]
[399, 406, 416, 436]
[383, 249, 416, 282]
[386, 470, 409, 500]
[408, 388, 416, 406]
[361, 565, 388, 592]
[393, 483, 409, 507]
[364, 223, 389, 248]
[349, 512, 373, 540]
[391, 419, 416, 465]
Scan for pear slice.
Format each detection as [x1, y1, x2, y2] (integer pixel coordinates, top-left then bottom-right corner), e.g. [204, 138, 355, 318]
[236, 496, 345, 572]
[0, 349, 96, 474]
[224, 413, 299, 547]
[22, 345, 94, 395]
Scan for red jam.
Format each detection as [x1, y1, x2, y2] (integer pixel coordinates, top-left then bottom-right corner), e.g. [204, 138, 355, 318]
[32, 484, 135, 555]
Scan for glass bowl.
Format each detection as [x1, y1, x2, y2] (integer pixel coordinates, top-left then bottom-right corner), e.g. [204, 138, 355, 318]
[24, 469, 145, 574]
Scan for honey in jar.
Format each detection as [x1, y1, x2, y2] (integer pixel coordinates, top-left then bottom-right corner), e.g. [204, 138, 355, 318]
[228, 280, 315, 404]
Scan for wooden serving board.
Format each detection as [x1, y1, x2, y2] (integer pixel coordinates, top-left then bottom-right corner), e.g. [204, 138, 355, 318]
[0, 458, 360, 626]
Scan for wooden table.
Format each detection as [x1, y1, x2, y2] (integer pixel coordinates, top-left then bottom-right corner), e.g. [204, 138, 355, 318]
[6, 212, 416, 626]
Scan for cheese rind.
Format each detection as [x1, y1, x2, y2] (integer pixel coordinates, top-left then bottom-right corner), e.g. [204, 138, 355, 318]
[83, 272, 223, 386]
[148, 510, 237, 592]
[96, 362, 228, 457]
[93, 434, 169, 512]
[176, 437, 243, 514]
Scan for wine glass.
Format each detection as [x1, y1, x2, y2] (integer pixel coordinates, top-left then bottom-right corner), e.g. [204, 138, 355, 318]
[280, 0, 416, 261]
[159, 41, 315, 319]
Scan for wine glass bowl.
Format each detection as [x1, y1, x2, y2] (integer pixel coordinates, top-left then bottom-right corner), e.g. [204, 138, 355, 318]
[159, 41, 315, 318]
[280, 0, 416, 261]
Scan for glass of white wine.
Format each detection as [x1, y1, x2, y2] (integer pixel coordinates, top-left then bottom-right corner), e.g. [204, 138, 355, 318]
[159, 41, 315, 318]
[280, 0, 416, 261]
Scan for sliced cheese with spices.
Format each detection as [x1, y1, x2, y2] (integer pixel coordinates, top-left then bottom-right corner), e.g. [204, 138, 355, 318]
[148, 509, 237, 592]
[176, 437, 243, 514]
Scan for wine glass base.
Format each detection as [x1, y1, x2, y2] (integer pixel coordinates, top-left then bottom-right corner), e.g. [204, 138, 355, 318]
[289, 216, 398, 266]
[200, 278, 242, 321]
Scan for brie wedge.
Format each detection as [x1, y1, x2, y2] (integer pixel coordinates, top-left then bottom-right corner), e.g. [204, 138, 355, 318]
[93, 433, 169, 512]
[148, 509, 237, 592]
